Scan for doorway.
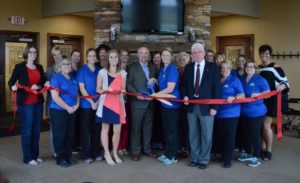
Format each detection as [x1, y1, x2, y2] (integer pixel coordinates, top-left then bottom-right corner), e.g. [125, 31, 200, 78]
[216, 34, 254, 62]
[0, 31, 39, 131]
[47, 33, 84, 67]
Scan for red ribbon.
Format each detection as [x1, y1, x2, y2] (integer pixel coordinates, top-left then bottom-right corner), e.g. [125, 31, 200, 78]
[10, 84, 283, 140]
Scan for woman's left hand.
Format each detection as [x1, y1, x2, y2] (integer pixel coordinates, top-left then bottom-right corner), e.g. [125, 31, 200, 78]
[44, 81, 50, 87]
[31, 84, 39, 90]
[227, 96, 235, 103]
[72, 104, 79, 111]
[277, 84, 286, 91]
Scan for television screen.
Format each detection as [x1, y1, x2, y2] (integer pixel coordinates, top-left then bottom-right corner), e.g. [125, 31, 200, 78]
[121, 0, 184, 35]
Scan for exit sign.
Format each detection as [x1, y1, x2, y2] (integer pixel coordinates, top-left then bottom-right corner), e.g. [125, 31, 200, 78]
[10, 16, 26, 25]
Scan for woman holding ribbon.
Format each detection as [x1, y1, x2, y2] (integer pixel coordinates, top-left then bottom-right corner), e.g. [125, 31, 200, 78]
[239, 61, 270, 167]
[50, 58, 79, 168]
[155, 48, 181, 165]
[77, 48, 101, 163]
[258, 44, 289, 161]
[213, 61, 244, 168]
[8, 45, 45, 165]
[96, 50, 126, 165]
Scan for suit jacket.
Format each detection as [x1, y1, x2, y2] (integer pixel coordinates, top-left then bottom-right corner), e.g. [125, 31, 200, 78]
[8, 62, 45, 105]
[182, 61, 220, 115]
[127, 61, 158, 109]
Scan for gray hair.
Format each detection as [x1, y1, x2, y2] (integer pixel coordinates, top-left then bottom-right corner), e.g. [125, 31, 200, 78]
[191, 43, 205, 53]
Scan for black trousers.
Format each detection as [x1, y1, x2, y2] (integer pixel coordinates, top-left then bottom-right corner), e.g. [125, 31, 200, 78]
[235, 116, 247, 150]
[214, 117, 239, 164]
[178, 106, 189, 151]
[244, 115, 264, 158]
[152, 100, 164, 145]
[161, 107, 180, 159]
[50, 108, 76, 162]
[79, 108, 99, 160]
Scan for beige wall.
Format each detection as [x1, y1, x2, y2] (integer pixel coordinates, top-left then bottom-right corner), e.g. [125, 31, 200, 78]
[212, 0, 260, 18]
[42, 0, 94, 17]
[0, 0, 95, 68]
[211, 0, 300, 98]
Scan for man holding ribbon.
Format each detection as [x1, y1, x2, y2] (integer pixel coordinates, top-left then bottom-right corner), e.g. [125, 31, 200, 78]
[127, 47, 158, 161]
[182, 43, 220, 169]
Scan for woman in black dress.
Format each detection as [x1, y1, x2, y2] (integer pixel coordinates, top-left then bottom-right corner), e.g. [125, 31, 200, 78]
[258, 44, 289, 160]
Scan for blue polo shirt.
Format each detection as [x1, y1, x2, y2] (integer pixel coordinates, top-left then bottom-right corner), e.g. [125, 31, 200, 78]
[158, 64, 181, 108]
[77, 64, 100, 108]
[50, 73, 79, 110]
[241, 74, 270, 117]
[216, 75, 244, 118]
[231, 69, 245, 80]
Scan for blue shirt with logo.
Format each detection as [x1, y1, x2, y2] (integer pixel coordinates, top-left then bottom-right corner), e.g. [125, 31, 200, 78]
[231, 69, 245, 80]
[158, 64, 181, 108]
[50, 73, 78, 110]
[216, 75, 244, 118]
[241, 74, 270, 117]
[77, 64, 100, 108]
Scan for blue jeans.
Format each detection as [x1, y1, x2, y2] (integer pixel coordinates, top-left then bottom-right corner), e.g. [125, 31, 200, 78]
[18, 103, 43, 163]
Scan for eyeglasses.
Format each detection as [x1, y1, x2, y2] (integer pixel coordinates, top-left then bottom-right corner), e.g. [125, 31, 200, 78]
[29, 51, 37, 54]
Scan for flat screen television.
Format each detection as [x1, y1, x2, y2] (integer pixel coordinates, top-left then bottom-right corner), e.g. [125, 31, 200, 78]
[120, 0, 185, 35]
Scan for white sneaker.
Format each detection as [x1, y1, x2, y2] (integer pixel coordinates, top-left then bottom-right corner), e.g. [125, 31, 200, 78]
[95, 155, 103, 161]
[157, 155, 167, 162]
[84, 158, 93, 164]
[28, 160, 39, 166]
[36, 158, 43, 163]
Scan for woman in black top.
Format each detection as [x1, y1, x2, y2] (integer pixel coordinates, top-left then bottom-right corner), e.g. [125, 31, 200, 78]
[8, 45, 45, 165]
[258, 44, 289, 160]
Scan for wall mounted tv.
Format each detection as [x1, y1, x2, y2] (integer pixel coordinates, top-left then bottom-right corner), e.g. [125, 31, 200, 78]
[120, 0, 185, 35]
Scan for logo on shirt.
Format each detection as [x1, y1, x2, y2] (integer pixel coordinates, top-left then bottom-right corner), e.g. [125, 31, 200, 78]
[223, 84, 229, 88]
[249, 82, 255, 87]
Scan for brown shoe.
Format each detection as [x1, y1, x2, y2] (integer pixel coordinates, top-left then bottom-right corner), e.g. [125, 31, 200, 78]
[131, 154, 140, 161]
[145, 152, 158, 158]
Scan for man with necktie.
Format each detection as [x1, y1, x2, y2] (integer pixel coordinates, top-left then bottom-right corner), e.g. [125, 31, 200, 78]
[127, 47, 158, 161]
[182, 43, 220, 169]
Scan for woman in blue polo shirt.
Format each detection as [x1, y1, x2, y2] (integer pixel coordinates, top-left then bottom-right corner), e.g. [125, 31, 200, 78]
[77, 48, 101, 163]
[50, 58, 79, 168]
[238, 61, 270, 168]
[214, 61, 244, 168]
[156, 48, 181, 165]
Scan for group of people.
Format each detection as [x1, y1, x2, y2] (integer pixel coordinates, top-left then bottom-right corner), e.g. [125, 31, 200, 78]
[8, 42, 289, 169]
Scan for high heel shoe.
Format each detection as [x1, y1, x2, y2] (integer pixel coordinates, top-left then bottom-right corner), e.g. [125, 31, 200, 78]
[104, 154, 115, 165]
[113, 153, 122, 164]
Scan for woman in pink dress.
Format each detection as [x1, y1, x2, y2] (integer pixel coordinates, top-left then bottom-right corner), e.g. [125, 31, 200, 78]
[96, 50, 126, 165]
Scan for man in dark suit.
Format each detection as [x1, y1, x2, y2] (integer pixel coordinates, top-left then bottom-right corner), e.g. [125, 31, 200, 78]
[182, 43, 220, 169]
[127, 47, 158, 161]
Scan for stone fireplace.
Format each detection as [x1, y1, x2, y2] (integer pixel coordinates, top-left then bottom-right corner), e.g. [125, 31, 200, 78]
[94, 0, 211, 53]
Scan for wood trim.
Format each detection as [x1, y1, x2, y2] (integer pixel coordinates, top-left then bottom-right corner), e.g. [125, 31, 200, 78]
[47, 33, 84, 67]
[216, 34, 254, 60]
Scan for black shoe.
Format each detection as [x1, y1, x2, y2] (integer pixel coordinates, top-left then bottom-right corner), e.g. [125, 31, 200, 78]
[67, 158, 78, 165]
[188, 161, 199, 167]
[56, 160, 71, 168]
[264, 151, 272, 161]
[199, 164, 207, 169]
[223, 163, 231, 168]
[178, 150, 189, 159]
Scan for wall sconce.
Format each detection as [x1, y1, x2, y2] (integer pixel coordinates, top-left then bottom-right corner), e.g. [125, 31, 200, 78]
[110, 25, 117, 42]
[188, 27, 196, 42]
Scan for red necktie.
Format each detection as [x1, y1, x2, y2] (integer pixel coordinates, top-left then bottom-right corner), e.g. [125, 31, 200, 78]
[194, 64, 200, 96]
